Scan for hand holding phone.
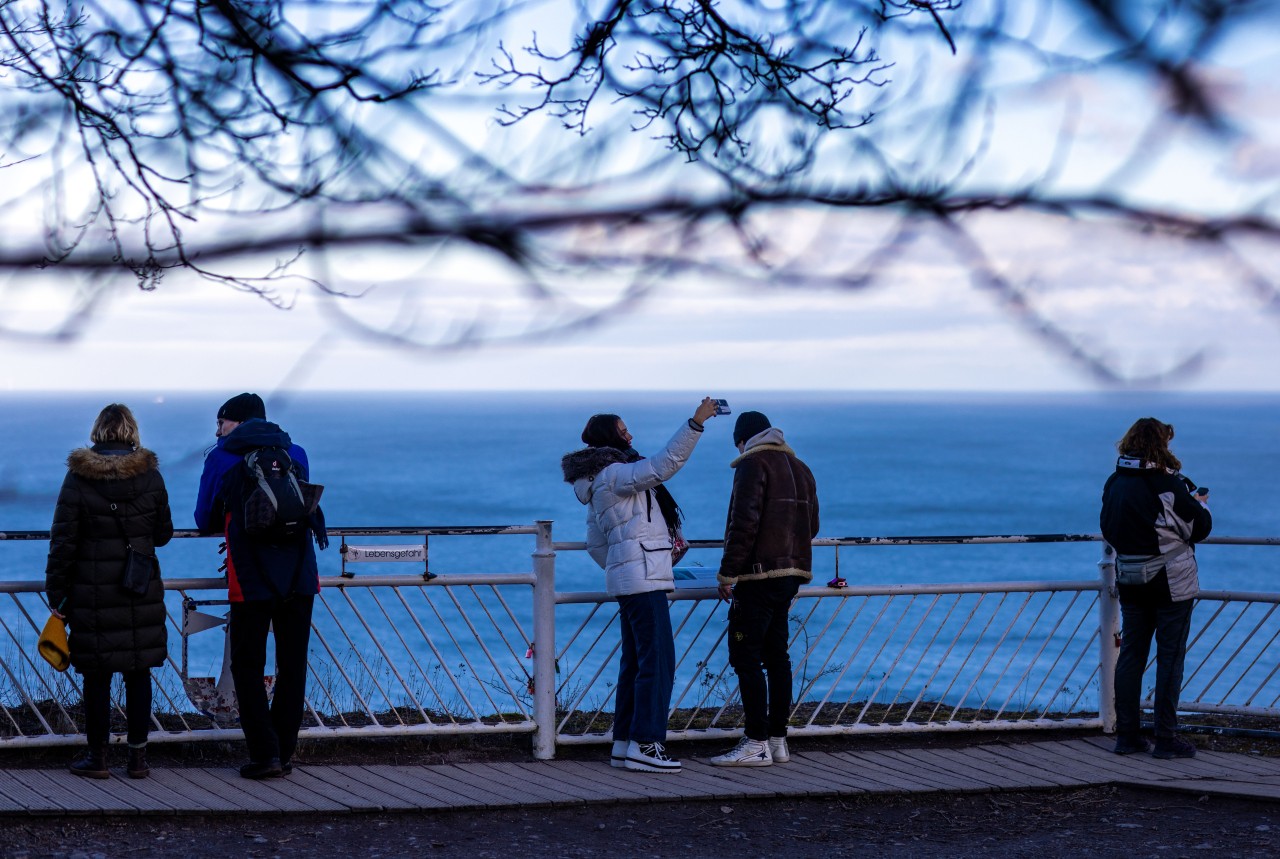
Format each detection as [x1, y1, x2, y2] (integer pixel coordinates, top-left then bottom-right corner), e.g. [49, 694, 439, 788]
[1194, 486, 1209, 498]
[713, 399, 731, 416]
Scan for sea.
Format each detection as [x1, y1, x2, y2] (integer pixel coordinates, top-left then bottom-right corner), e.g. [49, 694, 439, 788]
[2, 391, 1277, 591]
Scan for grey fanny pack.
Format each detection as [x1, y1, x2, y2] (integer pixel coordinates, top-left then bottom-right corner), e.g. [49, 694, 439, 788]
[1114, 548, 1181, 586]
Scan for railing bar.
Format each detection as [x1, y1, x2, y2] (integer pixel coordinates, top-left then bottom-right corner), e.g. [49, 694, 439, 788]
[312, 595, 380, 722]
[991, 592, 1063, 721]
[329, 589, 400, 722]
[899, 593, 967, 725]
[790, 594, 853, 711]
[1199, 601, 1275, 705]
[849, 595, 919, 725]
[878, 593, 943, 724]
[924, 594, 995, 722]
[795, 596, 864, 712]
[387, 588, 459, 723]
[556, 602, 607, 663]
[895, 594, 960, 724]
[670, 602, 728, 722]
[418, 588, 505, 717]
[1020, 590, 1090, 719]
[0, 606, 59, 735]
[946, 592, 1013, 722]
[807, 596, 884, 727]
[7, 593, 79, 730]
[446, 585, 528, 714]
[1181, 599, 1248, 697]
[674, 621, 732, 732]
[483, 584, 535, 676]
[361, 587, 431, 724]
[1242, 621, 1280, 707]
[555, 608, 617, 695]
[400, 589, 486, 721]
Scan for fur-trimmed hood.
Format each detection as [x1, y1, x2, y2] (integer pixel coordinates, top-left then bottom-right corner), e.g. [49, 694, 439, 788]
[730, 426, 795, 468]
[67, 446, 160, 481]
[561, 447, 629, 484]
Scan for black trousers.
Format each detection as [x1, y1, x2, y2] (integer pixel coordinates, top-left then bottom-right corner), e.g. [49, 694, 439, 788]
[1115, 577, 1194, 738]
[229, 595, 314, 765]
[82, 670, 152, 747]
[727, 577, 801, 741]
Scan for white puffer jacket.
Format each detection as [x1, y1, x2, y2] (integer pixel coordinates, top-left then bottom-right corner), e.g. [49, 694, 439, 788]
[561, 421, 703, 597]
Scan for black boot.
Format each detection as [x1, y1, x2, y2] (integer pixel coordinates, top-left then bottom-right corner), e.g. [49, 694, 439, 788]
[127, 745, 150, 779]
[69, 746, 109, 779]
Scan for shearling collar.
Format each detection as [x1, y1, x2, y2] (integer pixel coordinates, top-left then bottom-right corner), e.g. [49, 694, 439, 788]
[67, 447, 159, 480]
[730, 442, 797, 469]
[561, 447, 629, 483]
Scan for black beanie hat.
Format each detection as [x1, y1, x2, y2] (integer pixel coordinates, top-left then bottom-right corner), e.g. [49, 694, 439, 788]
[218, 392, 266, 423]
[733, 411, 771, 446]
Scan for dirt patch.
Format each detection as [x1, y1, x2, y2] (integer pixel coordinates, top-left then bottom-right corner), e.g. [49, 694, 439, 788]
[2, 786, 1278, 858]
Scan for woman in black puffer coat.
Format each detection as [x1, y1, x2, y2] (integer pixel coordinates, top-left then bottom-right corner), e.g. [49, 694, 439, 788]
[45, 404, 173, 780]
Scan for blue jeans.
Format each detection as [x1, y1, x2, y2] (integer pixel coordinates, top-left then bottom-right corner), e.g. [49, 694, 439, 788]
[613, 590, 675, 745]
[1115, 574, 1194, 738]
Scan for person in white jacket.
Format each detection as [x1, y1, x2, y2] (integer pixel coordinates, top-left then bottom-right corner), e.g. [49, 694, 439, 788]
[561, 398, 720, 773]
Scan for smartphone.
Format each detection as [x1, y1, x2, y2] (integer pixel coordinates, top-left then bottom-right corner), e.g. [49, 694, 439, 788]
[713, 399, 731, 416]
[1194, 486, 1209, 496]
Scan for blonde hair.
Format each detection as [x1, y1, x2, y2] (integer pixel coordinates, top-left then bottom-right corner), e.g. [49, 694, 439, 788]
[90, 403, 140, 448]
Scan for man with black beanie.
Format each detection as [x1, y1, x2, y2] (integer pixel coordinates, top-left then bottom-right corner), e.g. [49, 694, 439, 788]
[194, 393, 327, 779]
[710, 411, 819, 767]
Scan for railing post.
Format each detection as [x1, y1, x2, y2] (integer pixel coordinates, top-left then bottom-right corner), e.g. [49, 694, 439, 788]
[531, 520, 557, 760]
[1097, 542, 1120, 733]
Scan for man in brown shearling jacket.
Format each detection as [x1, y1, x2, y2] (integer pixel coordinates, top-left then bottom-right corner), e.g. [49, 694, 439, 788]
[711, 411, 819, 767]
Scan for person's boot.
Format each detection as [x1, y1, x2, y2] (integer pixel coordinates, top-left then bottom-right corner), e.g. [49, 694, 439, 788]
[69, 745, 109, 779]
[127, 745, 150, 779]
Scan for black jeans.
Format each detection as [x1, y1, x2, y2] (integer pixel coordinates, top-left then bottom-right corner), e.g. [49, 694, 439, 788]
[229, 595, 314, 765]
[82, 670, 151, 747]
[1114, 575, 1194, 738]
[727, 577, 801, 741]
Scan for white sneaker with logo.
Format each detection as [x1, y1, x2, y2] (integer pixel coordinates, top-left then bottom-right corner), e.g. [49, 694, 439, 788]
[624, 740, 681, 773]
[610, 739, 628, 769]
[767, 737, 790, 763]
[710, 737, 773, 767]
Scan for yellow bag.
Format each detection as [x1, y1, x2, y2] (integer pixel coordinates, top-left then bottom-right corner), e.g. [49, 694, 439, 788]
[38, 614, 70, 672]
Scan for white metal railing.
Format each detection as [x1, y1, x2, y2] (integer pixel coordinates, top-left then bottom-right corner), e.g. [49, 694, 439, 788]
[2, 524, 1278, 757]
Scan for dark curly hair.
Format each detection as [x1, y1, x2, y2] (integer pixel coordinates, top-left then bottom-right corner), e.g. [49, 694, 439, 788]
[1117, 417, 1181, 471]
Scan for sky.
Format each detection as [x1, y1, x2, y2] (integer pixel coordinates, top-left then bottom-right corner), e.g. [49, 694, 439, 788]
[2, 2, 1278, 394]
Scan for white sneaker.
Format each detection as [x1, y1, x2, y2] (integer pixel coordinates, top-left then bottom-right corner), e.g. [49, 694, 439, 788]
[767, 737, 790, 763]
[624, 740, 681, 773]
[710, 737, 772, 767]
[610, 740, 628, 769]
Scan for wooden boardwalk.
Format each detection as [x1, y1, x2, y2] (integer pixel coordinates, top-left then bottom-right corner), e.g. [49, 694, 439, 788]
[1, 737, 1278, 817]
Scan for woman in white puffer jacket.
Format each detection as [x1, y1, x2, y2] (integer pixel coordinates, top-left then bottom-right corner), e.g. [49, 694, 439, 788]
[561, 398, 719, 774]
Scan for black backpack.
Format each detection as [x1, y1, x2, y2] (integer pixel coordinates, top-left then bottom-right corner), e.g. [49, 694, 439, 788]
[240, 445, 323, 543]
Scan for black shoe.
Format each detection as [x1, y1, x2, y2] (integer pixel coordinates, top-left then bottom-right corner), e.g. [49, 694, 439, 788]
[239, 758, 284, 779]
[69, 746, 109, 780]
[1152, 735, 1196, 760]
[1113, 734, 1150, 755]
[127, 745, 150, 779]
[281, 761, 293, 776]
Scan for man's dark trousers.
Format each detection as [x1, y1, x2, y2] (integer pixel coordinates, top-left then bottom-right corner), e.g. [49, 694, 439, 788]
[728, 576, 801, 741]
[230, 595, 314, 766]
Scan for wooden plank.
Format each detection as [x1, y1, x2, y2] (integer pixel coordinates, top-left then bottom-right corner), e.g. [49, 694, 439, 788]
[987, 741, 1126, 785]
[778, 754, 871, 794]
[954, 745, 1090, 788]
[873, 749, 1002, 792]
[898, 747, 1049, 790]
[82, 775, 182, 815]
[796, 751, 922, 793]
[456, 762, 588, 803]
[195, 767, 340, 813]
[1077, 736, 1280, 780]
[503, 762, 639, 803]
[0, 771, 64, 813]
[360, 765, 493, 809]
[1043, 739, 1232, 782]
[283, 767, 395, 811]
[20, 771, 138, 814]
[414, 763, 538, 807]
[450, 762, 594, 806]
[828, 751, 974, 793]
[557, 759, 754, 802]
[146, 769, 246, 813]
